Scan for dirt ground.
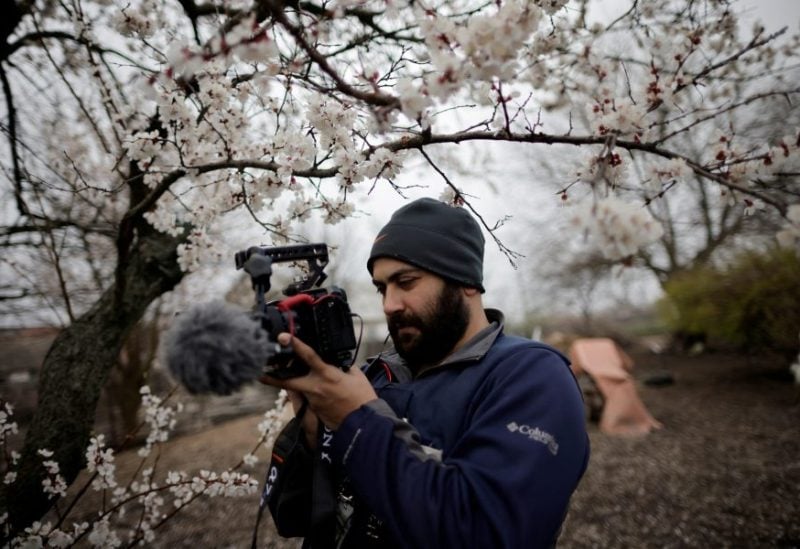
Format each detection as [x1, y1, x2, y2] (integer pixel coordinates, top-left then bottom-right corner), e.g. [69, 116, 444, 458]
[91, 350, 800, 548]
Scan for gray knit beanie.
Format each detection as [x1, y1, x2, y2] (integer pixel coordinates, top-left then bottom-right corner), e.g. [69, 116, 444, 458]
[367, 198, 485, 292]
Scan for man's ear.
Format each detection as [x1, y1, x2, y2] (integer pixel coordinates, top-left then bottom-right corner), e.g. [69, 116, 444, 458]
[463, 287, 481, 297]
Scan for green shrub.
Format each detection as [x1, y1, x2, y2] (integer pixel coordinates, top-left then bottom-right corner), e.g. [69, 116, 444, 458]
[659, 247, 800, 355]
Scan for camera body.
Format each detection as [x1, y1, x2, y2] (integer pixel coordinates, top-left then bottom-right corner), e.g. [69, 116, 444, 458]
[235, 243, 358, 379]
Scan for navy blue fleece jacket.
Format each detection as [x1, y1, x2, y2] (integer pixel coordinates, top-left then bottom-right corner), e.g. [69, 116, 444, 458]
[330, 312, 589, 548]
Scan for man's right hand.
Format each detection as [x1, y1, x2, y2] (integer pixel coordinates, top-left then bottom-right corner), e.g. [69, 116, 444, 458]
[287, 389, 319, 449]
[260, 333, 379, 430]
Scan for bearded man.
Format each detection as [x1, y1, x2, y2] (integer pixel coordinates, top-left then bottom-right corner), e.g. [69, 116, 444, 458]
[261, 197, 589, 549]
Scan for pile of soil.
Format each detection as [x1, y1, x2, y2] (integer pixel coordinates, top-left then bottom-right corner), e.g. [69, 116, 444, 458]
[85, 351, 800, 547]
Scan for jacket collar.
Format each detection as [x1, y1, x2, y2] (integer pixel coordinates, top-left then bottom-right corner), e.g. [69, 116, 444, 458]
[369, 309, 505, 380]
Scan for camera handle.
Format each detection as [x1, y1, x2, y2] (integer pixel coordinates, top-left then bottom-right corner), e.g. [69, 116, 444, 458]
[243, 254, 273, 308]
[235, 243, 330, 295]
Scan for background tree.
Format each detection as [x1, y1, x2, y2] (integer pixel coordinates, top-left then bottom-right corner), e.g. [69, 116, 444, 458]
[520, 4, 800, 321]
[1, 0, 799, 538]
[658, 246, 800, 357]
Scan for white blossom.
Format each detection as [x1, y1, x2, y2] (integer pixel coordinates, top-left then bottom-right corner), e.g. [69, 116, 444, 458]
[257, 390, 291, 448]
[643, 157, 691, 193]
[45, 528, 75, 548]
[424, 50, 465, 100]
[457, 2, 543, 81]
[568, 196, 665, 260]
[250, 174, 284, 211]
[86, 435, 118, 490]
[36, 450, 67, 498]
[191, 470, 258, 498]
[288, 195, 313, 221]
[532, 0, 569, 15]
[575, 151, 630, 188]
[111, 485, 129, 506]
[742, 198, 764, 216]
[112, 3, 158, 38]
[323, 200, 355, 225]
[143, 200, 184, 237]
[360, 149, 405, 181]
[274, 130, 316, 174]
[306, 97, 358, 150]
[167, 471, 194, 507]
[1, 402, 18, 444]
[177, 229, 223, 273]
[396, 78, 432, 122]
[438, 187, 461, 205]
[334, 148, 366, 188]
[87, 517, 121, 548]
[589, 101, 648, 137]
[137, 386, 183, 457]
[18, 520, 51, 548]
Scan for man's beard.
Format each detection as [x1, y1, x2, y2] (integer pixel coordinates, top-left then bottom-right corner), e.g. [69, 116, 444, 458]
[387, 283, 470, 369]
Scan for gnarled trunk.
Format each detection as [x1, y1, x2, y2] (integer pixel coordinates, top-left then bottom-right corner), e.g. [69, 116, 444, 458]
[1, 227, 184, 539]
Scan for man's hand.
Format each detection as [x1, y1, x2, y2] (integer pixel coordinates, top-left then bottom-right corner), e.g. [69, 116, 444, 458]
[283, 389, 319, 448]
[260, 333, 378, 430]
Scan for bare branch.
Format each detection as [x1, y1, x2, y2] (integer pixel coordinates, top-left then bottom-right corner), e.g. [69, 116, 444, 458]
[32, 19, 113, 154]
[0, 61, 28, 217]
[5, 30, 153, 72]
[654, 87, 800, 144]
[676, 27, 789, 93]
[417, 146, 523, 267]
[266, 0, 399, 108]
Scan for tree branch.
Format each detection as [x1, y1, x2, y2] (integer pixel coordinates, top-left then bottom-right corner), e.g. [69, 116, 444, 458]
[265, 0, 399, 108]
[0, 61, 28, 216]
[417, 146, 523, 267]
[675, 27, 789, 94]
[124, 126, 790, 235]
[4, 30, 153, 71]
[655, 87, 800, 144]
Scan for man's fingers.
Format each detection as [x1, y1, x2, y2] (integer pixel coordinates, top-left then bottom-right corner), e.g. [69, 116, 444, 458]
[278, 332, 329, 373]
[286, 389, 304, 412]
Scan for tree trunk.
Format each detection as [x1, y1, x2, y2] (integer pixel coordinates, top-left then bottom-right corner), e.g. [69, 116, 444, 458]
[1, 227, 184, 539]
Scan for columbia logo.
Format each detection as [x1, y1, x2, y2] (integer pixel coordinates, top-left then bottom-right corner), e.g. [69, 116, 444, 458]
[506, 422, 559, 456]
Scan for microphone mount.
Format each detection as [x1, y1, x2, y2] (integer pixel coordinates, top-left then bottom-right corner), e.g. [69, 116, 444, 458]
[235, 243, 330, 304]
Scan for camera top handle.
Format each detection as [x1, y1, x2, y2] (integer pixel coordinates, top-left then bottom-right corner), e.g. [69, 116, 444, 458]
[235, 243, 330, 302]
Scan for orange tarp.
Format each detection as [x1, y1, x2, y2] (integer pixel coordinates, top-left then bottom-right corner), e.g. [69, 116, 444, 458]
[569, 338, 662, 436]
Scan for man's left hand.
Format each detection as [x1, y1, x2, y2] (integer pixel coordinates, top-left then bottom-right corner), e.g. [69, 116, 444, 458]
[259, 333, 378, 430]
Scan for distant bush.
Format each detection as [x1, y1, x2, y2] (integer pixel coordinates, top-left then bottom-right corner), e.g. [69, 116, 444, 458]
[659, 247, 800, 356]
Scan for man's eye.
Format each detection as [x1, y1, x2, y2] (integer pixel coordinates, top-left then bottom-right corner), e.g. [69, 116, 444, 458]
[375, 286, 386, 296]
[397, 277, 417, 288]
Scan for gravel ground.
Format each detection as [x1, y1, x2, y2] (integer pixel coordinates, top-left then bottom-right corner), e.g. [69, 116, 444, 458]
[559, 351, 800, 549]
[90, 351, 799, 548]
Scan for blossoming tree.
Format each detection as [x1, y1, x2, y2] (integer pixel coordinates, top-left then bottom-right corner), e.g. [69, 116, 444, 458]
[1, 0, 799, 542]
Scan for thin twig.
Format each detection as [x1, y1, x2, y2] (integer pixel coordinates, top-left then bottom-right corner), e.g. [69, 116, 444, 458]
[417, 146, 523, 267]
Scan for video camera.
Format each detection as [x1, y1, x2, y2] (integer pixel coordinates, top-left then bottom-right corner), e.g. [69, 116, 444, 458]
[235, 243, 358, 379]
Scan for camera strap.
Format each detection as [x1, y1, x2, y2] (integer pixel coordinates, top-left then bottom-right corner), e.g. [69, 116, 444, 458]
[307, 422, 337, 548]
[250, 403, 340, 549]
[251, 399, 309, 549]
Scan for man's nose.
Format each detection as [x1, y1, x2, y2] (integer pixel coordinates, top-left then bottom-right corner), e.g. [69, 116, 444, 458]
[382, 287, 404, 316]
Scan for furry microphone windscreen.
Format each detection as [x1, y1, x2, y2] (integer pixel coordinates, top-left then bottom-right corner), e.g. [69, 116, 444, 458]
[164, 300, 270, 395]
